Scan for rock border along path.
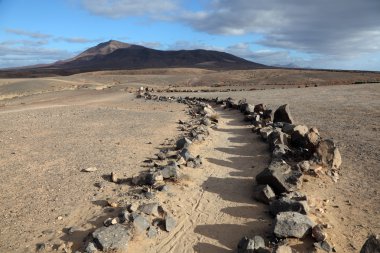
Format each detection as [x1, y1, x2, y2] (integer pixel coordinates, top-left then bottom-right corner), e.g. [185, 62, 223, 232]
[37, 89, 378, 253]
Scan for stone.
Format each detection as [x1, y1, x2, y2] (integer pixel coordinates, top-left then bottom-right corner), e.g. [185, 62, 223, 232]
[297, 160, 311, 172]
[312, 224, 327, 242]
[254, 104, 266, 113]
[201, 117, 212, 126]
[145, 172, 164, 185]
[128, 202, 139, 213]
[253, 235, 266, 249]
[92, 224, 131, 252]
[237, 236, 255, 253]
[104, 217, 118, 226]
[189, 155, 202, 168]
[139, 203, 160, 217]
[111, 172, 119, 183]
[256, 160, 303, 194]
[147, 226, 158, 238]
[272, 144, 291, 159]
[156, 151, 166, 160]
[175, 137, 192, 150]
[314, 241, 333, 252]
[253, 184, 276, 204]
[290, 125, 309, 149]
[282, 123, 295, 134]
[360, 234, 380, 253]
[306, 127, 321, 151]
[82, 167, 97, 172]
[273, 212, 314, 238]
[269, 198, 309, 216]
[274, 104, 294, 124]
[260, 126, 273, 141]
[316, 139, 342, 169]
[165, 215, 176, 232]
[179, 148, 194, 161]
[245, 104, 255, 114]
[262, 109, 273, 122]
[268, 129, 289, 151]
[160, 163, 179, 180]
[133, 215, 150, 233]
[84, 242, 98, 253]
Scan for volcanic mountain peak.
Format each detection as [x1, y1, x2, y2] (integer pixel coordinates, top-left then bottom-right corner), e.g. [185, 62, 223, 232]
[75, 40, 141, 60]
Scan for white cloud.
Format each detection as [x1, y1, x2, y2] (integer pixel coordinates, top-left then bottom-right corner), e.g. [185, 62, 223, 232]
[81, 0, 178, 18]
[5, 28, 52, 39]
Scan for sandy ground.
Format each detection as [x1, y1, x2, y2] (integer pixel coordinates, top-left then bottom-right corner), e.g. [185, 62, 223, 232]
[0, 76, 378, 253]
[0, 90, 186, 252]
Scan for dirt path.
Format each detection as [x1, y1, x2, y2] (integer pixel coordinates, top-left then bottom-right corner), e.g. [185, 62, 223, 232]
[130, 108, 272, 253]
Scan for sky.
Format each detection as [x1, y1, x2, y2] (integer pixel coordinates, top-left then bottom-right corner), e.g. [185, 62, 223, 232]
[0, 0, 380, 70]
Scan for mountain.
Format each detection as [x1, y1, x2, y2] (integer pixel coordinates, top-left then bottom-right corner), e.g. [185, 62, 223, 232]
[0, 40, 267, 77]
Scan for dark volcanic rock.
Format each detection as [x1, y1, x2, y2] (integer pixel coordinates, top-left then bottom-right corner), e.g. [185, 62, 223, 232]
[360, 234, 380, 253]
[237, 236, 255, 253]
[269, 198, 309, 216]
[273, 212, 314, 238]
[256, 160, 302, 194]
[253, 184, 276, 204]
[176, 137, 192, 150]
[133, 215, 150, 233]
[165, 215, 176, 232]
[274, 104, 294, 124]
[91, 224, 131, 252]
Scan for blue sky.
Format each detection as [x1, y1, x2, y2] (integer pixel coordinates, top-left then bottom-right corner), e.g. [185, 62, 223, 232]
[1, 0, 380, 70]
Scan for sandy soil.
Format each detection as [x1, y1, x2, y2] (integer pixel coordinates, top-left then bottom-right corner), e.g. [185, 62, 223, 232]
[0, 90, 186, 252]
[0, 74, 378, 253]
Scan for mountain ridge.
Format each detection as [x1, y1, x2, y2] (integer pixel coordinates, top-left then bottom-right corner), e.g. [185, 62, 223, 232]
[0, 40, 268, 77]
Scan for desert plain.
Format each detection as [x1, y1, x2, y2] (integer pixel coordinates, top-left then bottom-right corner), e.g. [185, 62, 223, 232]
[0, 68, 379, 253]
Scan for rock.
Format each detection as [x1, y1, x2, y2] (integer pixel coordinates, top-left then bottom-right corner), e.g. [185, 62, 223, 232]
[147, 226, 158, 238]
[91, 224, 131, 252]
[84, 242, 98, 253]
[262, 109, 273, 122]
[306, 127, 321, 150]
[237, 235, 267, 252]
[297, 160, 310, 172]
[179, 148, 194, 161]
[260, 126, 273, 141]
[160, 163, 179, 180]
[282, 123, 295, 134]
[360, 234, 380, 253]
[253, 184, 276, 204]
[273, 212, 314, 238]
[272, 144, 291, 159]
[111, 172, 119, 183]
[36, 243, 46, 252]
[244, 104, 255, 114]
[201, 117, 212, 126]
[274, 104, 294, 124]
[316, 139, 342, 169]
[312, 224, 327, 242]
[188, 155, 202, 168]
[133, 215, 150, 233]
[145, 172, 164, 185]
[128, 203, 139, 213]
[104, 217, 118, 226]
[268, 129, 289, 151]
[281, 191, 307, 201]
[256, 160, 303, 194]
[290, 125, 309, 148]
[269, 198, 309, 216]
[254, 104, 266, 113]
[253, 235, 266, 249]
[156, 151, 166, 160]
[314, 241, 333, 252]
[82, 167, 97, 172]
[165, 215, 176, 232]
[237, 236, 255, 253]
[139, 203, 160, 217]
[175, 137, 192, 150]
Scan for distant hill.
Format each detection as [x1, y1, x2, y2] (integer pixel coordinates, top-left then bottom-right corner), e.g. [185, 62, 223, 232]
[0, 40, 267, 77]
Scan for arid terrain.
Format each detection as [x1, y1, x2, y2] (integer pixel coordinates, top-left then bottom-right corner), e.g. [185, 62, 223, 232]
[0, 69, 379, 252]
